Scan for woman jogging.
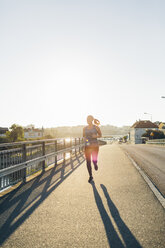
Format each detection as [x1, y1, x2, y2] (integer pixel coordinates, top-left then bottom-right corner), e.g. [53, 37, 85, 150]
[83, 115, 102, 183]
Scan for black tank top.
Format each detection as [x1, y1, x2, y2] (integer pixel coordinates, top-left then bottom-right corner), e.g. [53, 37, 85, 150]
[85, 125, 98, 146]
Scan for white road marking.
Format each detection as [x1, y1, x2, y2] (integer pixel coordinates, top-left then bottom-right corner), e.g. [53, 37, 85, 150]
[125, 152, 165, 209]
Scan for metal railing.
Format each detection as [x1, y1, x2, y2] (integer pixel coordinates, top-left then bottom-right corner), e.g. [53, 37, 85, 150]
[146, 139, 165, 145]
[0, 138, 84, 191]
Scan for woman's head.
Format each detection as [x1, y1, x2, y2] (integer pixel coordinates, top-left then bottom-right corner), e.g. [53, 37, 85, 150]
[87, 115, 94, 125]
[87, 115, 100, 126]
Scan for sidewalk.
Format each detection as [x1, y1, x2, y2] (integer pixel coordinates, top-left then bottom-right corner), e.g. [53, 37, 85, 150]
[0, 145, 165, 248]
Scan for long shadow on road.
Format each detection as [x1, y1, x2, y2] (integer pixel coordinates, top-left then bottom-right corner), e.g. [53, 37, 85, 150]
[0, 153, 85, 246]
[91, 182, 142, 248]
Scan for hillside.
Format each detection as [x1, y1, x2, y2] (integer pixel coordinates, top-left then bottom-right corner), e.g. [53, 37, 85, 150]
[44, 125, 130, 138]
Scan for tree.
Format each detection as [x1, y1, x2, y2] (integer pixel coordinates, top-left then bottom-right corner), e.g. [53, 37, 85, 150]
[6, 124, 24, 142]
[142, 129, 165, 140]
[123, 135, 128, 142]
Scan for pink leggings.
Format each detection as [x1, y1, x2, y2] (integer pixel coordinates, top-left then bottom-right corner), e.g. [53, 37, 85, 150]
[85, 145, 99, 177]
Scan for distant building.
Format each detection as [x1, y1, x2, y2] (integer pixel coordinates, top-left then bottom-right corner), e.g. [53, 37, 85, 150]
[0, 127, 8, 137]
[24, 126, 44, 139]
[130, 120, 158, 144]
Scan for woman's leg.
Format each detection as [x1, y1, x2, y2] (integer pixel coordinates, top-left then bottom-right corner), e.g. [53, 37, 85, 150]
[85, 146, 92, 177]
[92, 146, 99, 169]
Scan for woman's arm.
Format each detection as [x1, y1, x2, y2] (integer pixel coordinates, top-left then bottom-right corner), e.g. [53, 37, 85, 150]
[92, 126, 102, 138]
[96, 126, 102, 138]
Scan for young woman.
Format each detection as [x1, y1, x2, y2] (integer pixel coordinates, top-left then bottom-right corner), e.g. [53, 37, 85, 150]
[83, 115, 102, 183]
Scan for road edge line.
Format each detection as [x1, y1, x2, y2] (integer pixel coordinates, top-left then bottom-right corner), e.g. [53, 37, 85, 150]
[125, 152, 165, 209]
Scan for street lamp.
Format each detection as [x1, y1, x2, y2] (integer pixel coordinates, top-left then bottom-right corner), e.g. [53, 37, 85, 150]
[144, 112, 152, 122]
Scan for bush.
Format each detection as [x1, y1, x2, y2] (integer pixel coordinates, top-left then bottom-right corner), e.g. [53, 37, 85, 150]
[0, 136, 9, 143]
[142, 130, 165, 139]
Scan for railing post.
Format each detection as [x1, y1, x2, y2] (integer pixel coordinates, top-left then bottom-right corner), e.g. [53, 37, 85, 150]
[75, 138, 77, 155]
[22, 144, 27, 183]
[63, 139, 66, 163]
[82, 138, 85, 152]
[70, 138, 72, 156]
[42, 141, 45, 172]
[55, 140, 57, 167]
[80, 138, 82, 152]
[79, 138, 81, 153]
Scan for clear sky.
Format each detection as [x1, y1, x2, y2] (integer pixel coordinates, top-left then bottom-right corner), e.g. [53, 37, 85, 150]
[0, 0, 164, 128]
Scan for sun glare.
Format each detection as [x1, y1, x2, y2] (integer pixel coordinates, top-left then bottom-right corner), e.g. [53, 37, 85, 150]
[65, 138, 71, 143]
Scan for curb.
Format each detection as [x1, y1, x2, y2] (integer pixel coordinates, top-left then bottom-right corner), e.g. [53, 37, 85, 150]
[125, 152, 165, 209]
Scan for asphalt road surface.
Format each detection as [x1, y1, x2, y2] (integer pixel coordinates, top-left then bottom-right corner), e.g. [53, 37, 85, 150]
[121, 144, 165, 197]
[0, 145, 165, 248]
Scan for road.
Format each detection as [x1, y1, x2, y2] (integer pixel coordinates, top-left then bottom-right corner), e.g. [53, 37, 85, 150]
[121, 144, 165, 197]
[0, 145, 165, 248]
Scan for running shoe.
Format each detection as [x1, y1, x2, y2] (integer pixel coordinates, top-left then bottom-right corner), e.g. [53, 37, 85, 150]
[94, 163, 98, 171]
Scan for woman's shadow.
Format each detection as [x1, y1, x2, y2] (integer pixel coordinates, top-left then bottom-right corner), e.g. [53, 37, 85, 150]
[91, 182, 142, 248]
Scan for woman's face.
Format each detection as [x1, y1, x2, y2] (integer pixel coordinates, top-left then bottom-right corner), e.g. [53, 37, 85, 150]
[87, 116, 93, 125]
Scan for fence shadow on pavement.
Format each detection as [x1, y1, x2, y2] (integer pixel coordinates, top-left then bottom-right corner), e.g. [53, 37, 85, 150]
[0, 153, 85, 246]
[91, 182, 142, 248]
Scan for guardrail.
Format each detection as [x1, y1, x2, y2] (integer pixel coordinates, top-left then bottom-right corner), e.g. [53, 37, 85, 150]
[0, 138, 84, 191]
[146, 139, 165, 145]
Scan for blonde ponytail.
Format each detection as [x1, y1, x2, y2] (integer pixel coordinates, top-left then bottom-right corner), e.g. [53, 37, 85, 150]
[94, 119, 100, 126]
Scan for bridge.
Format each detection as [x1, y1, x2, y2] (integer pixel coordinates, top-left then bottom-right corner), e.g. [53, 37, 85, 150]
[0, 139, 165, 247]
